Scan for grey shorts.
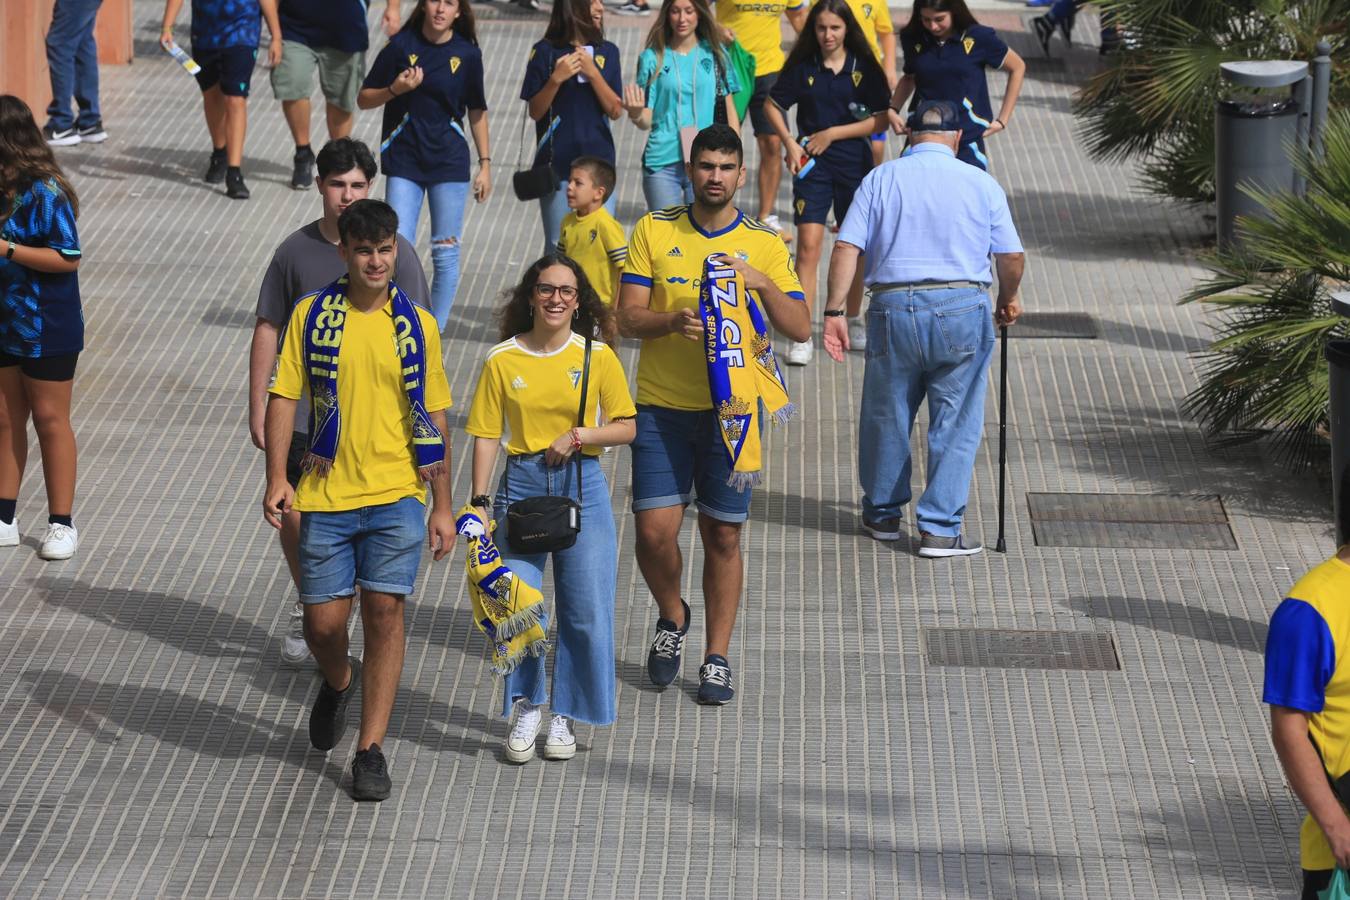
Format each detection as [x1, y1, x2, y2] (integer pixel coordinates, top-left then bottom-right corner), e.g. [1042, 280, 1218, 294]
[269, 40, 363, 112]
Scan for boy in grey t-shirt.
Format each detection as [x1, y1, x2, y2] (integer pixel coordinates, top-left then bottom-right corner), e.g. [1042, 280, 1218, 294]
[248, 138, 430, 666]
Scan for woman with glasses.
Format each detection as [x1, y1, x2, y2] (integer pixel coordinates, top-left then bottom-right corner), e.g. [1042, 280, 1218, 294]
[465, 254, 636, 764]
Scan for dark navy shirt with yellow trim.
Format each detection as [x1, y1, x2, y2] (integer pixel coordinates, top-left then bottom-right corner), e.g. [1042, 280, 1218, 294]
[770, 52, 891, 172]
[901, 24, 1008, 137]
[520, 39, 623, 180]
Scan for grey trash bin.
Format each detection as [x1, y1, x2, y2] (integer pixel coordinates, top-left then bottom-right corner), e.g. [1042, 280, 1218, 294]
[1214, 96, 1298, 249]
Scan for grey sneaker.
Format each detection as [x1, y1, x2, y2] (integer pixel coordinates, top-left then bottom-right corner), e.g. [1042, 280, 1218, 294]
[918, 532, 983, 558]
[863, 517, 900, 541]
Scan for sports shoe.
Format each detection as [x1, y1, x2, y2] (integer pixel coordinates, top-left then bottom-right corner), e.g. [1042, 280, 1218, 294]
[542, 715, 576, 760]
[614, 2, 650, 12]
[309, 657, 360, 751]
[647, 599, 691, 687]
[225, 169, 250, 200]
[919, 532, 983, 558]
[0, 518, 18, 547]
[1032, 15, 1054, 56]
[203, 149, 227, 183]
[505, 700, 543, 763]
[39, 523, 78, 560]
[761, 213, 792, 244]
[1059, 10, 1075, 42]
[43, 124, 81, 147]
[351, 744, 393, 800]
[290, 146, 314, 190]
[697, 654, 734, 705]
[847, 316, 867, 352]
[77, 121, 108, 143]
[786, 339, 813, 366]
[863, 516, 900, 541]
[280, 600, 311, 666]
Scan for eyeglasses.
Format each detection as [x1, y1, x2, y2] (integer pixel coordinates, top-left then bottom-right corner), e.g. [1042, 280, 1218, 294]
[534, 282, 578, 300]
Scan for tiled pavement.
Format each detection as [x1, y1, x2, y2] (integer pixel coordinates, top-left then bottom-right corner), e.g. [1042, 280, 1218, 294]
[0, 2, 1335, 897]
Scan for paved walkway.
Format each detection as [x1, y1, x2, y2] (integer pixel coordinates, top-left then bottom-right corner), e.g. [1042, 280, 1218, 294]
[0, 3, 1334, 897]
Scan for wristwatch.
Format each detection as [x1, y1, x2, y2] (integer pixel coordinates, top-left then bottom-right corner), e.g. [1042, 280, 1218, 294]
[823, 309, 847, 318]
[471, 494, 492, 509]
[5, 240, 14, 260]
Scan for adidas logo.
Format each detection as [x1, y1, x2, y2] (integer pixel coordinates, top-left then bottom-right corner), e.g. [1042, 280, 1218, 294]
[667, 247, 683, 257]
[511, 376, 527, 390]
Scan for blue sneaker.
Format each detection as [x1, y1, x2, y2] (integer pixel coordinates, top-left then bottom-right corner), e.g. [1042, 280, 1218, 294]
[646, 599, 691, 686]
[697, 655, 734, 705]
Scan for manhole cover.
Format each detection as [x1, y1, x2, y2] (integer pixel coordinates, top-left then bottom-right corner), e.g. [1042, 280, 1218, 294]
[1008, 312, 1097, 339]
[924, 627, 1120, 670]
[1026, 492, 1237, 550]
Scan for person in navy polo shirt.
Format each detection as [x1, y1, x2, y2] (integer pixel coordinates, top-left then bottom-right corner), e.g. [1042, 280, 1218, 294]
[358, 0, 491, 331]
[271, 0, 403, 190]
[888, 0, 1025, 171]
[521, 0, 624, 253]
[764, 0, 889, 366]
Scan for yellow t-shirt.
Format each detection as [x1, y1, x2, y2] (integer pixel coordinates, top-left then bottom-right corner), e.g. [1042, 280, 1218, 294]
[270, 291, 453, 513]
[716, 0, 806, 77]
[622, 205, 804, 411]
[466, 332, 637, 456]
[826, 0, 893, 62]
[557, 207, 628, 307]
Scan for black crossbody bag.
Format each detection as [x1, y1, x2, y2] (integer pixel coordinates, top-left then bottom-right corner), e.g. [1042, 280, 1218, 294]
[505, 334, 592, 553]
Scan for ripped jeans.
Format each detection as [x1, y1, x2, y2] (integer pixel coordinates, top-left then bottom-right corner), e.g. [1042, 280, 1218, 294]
[386, 176, 469, 331]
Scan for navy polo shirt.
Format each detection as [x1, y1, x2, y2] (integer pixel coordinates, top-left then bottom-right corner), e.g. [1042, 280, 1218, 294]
[277, 0, 369, 54]
[520, 40, 623, 180]
[363, 31, 487, 183]
[770, 52, 890, 171]
[902, 24, 1008, 136]
[190, 0, 261, 51]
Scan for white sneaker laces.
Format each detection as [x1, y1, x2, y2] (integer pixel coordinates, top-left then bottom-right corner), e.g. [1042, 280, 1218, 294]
[548, 715, 573, 743]
[700, 661, 732, 688]
[511, 704, 542, 741]
[651, 628, 684, 660]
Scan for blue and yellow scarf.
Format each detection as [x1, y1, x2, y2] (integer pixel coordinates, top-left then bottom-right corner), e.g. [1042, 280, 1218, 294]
[456, 505, 549, 675]
[700, 254, 796, 490]
[301, 276, 445, 477]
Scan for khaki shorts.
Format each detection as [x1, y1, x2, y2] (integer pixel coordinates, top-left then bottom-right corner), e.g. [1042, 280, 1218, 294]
[269, 40, 363, 112]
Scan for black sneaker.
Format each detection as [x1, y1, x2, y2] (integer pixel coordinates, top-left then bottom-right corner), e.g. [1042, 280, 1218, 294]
[918, 532, 983, 558]
[309, 657, 360, 751]
[863, 516, 901, 541]
[77, 121, 108, 143]
[290, 146, 314, 190]
[43, 124, 81, 147]
[204, 149, 227, 183]
[646, 599, 691, 687]
[1032, 15, 1054, 56]
[225, 168, 250, 200]
[351, 743, 392, 801]
[697, 654, 734, 705]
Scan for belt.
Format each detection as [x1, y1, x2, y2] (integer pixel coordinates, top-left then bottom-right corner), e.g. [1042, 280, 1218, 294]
[870, 280, 988, 292]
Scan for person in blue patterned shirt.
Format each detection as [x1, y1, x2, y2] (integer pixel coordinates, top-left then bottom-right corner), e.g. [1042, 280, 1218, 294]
[161, 0, 283, 199]
[0, 96, 86, 561]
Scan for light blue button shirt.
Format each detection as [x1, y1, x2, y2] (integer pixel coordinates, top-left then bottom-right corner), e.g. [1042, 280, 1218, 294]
[837, 143, 1023, 286]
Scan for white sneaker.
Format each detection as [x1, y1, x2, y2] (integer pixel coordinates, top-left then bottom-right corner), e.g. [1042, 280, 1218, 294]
[847, 316, 867, 352]
[785, 339, 813, 366]
[280, 600, 312, 666]
[39, 523, 77, 560]
[505, 700, 543, 764]
[542, 715, 576, 760]
[761, 213, 792, 244]
[0, 518, 17, 547]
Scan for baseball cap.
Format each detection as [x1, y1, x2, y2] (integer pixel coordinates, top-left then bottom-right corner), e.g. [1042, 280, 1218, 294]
[907, 100, 963, 133]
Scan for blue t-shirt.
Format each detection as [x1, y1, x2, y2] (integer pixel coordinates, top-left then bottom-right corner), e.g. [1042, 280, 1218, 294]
[191, 0, 262, 51]
[520, 39, 623, 180]
[0, 180, 84, 358]
[901, 24, 1009, 136]
[363, 30, 487, 184]
[769, 52, 890, 173]
[278, 0, 369, 54]
[635, 42, 740, 169]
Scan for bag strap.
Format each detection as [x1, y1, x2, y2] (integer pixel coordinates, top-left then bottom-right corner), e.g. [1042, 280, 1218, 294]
[572, 333, 593, 503]
[517, 48, 558, 170]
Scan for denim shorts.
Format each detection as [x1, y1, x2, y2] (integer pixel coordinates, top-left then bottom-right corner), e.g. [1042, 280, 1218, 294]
[630, 404, 753, 523]
[298, 496, 426, 603]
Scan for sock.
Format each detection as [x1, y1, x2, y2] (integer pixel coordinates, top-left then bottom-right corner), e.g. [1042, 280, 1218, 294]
[227, 166, 242, 178]
[211, 146, 226, 157]
[295, 143, 312, 157]
[0, 498, 15, 525]
[49, 513, 72, 528]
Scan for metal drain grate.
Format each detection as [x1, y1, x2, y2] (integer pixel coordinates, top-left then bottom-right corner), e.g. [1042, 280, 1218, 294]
[1007, 312, 1098, 339]
[924, 628, 1121, 670]
[1026, 492, 1237, 550]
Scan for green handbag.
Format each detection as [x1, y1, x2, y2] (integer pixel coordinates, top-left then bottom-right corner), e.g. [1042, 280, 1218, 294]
[724, 39, 757, 122]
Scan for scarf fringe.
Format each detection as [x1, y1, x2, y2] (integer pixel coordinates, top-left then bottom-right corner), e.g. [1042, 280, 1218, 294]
[726, 469, 763, 491]
[496, 603, 546, 641]
[490, 638, 551, 676]
[302, 453, 333, 477]
[768, 402, 797, 426]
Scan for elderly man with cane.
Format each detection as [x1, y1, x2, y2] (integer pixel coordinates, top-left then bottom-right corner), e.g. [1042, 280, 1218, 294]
[821, 99, 1025, 556]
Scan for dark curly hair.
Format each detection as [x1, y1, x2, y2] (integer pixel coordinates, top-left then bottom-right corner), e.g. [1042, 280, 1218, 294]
[496, 254, 616, 344]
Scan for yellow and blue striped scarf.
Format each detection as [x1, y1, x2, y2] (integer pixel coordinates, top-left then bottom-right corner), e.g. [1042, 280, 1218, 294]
[456, 506, 549, 675]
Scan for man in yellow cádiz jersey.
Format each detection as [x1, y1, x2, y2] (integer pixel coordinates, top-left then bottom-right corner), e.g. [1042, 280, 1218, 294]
[617, 125, 809, 705]
[715, 0, 807, 236]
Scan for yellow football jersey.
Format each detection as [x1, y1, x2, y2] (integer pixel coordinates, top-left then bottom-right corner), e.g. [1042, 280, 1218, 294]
[558, 207, 628, 307]
[716, 0, 807, 77]
[622, 205, 804, 411]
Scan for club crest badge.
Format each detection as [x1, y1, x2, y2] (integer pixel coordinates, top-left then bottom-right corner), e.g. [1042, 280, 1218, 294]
[595, 54, 606, 69]
[450, 57, 461, 74]
[963, 37, 975, 54]
[852, 70, 862, 87]
[408, 53, 419, 66]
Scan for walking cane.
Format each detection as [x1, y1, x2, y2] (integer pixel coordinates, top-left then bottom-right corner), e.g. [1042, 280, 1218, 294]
[995, 325, 1009, 553]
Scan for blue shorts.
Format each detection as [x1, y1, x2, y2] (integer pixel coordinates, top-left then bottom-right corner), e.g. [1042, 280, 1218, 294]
[630, 404, 754, 523]
[298, 496, 426, 603]
[792, 162, 860, 226]
[193, 45, 256, 97]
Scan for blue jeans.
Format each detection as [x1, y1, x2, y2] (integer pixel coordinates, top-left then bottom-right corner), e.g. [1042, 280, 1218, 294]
[298, 496, 427, 603]
[493, 453, 617, 726]
[641, 162, 693, 212]
[45, 0, 104, 131]
[538, 178, 617, 256]
[858, 286, 994, 536]
[386, 176, 468, 331]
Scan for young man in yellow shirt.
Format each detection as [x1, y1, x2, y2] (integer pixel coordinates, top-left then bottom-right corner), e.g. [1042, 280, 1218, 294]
[618, 125, 809, 705]
[557, 156, 627, 306]
[264, 200, 456, 801]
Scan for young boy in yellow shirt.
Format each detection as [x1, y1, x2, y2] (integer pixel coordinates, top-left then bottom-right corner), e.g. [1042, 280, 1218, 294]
[557, 156, 627, 307]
